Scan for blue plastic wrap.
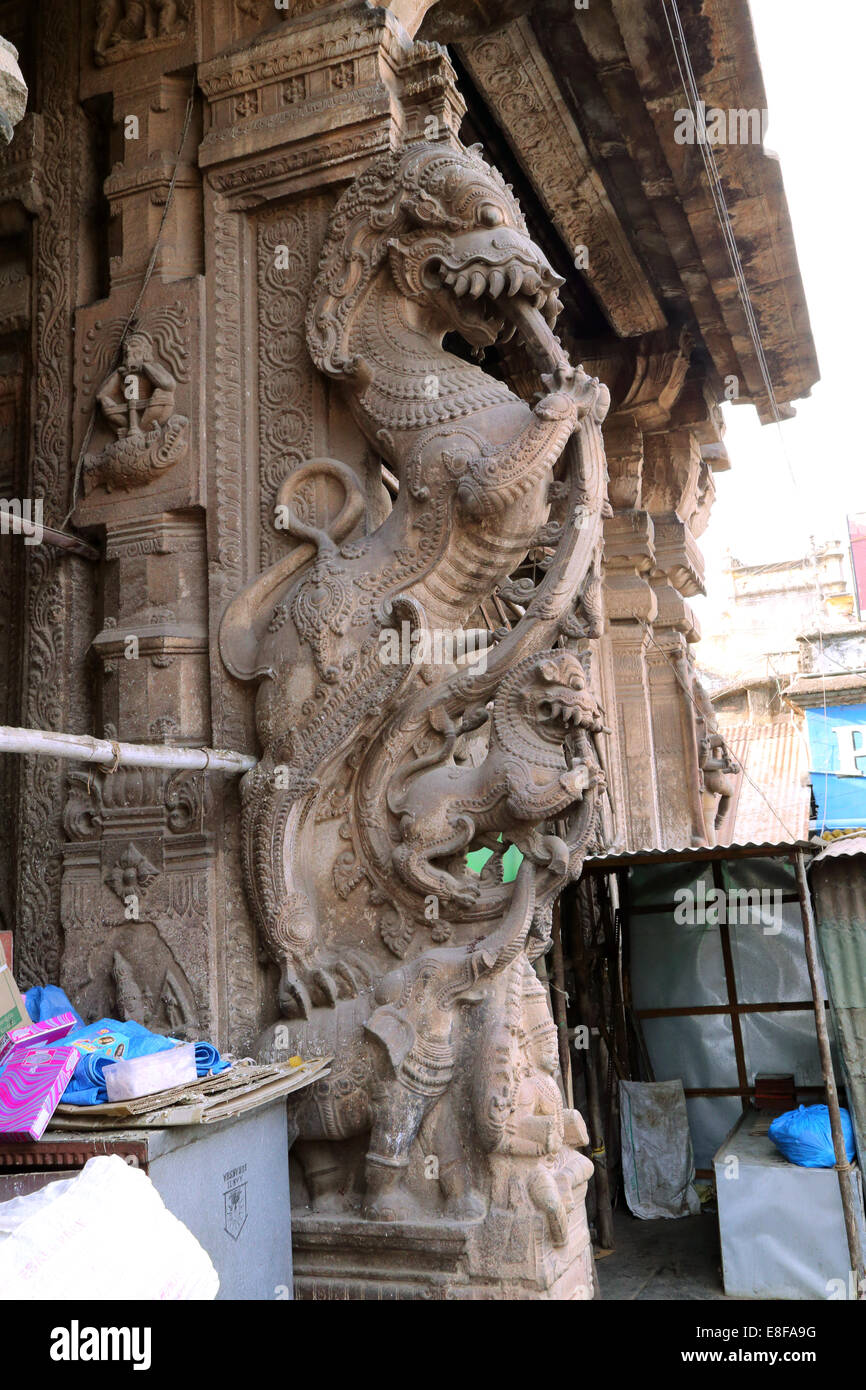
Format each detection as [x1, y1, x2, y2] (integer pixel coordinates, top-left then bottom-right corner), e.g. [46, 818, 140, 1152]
[24, 984, 230, 1105]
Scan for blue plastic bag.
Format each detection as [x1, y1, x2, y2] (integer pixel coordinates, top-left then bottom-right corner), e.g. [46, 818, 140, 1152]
[769, 1104, 856, 1168]
[24, 985, 82, 1026]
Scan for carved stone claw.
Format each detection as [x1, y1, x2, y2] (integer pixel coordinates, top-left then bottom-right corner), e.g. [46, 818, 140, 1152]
[453, 876, 482, 908]
[278, 950, 374, 1017]
[311, 967, 340, 1009]
[335, 960, 368, 994]
[278, 967, 313, 1021]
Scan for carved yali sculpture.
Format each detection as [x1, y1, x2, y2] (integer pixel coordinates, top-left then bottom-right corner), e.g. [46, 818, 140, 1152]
[220, 140, 610, 1254]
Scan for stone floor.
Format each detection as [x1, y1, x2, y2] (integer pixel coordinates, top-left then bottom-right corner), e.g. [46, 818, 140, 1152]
[596, 1206, 729, 1301]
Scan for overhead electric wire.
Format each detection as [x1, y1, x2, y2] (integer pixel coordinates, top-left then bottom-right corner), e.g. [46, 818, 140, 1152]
[661, 0, 835, 835]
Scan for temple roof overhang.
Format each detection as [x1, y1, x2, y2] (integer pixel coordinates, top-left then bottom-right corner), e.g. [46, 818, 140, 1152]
[418, 0, 819, 421]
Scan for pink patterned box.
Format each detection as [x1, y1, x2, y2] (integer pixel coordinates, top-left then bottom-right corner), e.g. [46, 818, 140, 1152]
[0, 1046, 79, 1141]
[0, 1012, 77, 1066]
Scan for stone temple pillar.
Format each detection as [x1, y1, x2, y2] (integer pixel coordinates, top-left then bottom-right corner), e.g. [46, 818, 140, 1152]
[594, 334, 731, 851]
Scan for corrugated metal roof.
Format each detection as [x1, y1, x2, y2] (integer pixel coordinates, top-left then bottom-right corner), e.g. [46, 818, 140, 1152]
[812, 833, 866, 862]
[583, 839, 814, 871]
[722, 719, 812, 846]
[785, 672, 866, 699]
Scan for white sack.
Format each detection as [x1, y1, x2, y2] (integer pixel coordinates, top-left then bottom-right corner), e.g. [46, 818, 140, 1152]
[0, 1154, 219, 1299]
[620, 1078, 701, 1220]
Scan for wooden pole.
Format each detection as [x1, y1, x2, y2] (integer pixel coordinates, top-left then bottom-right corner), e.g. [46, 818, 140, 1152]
[571, 883, 616, 1251]
[795, 850, 865, 1297]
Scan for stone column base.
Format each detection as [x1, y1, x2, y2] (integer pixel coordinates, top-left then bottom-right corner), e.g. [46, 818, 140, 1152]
[292, 1203, 595, 1301]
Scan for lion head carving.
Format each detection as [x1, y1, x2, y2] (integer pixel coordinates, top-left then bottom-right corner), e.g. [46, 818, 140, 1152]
[306, 140, 566, 380]
[494, 649, 603, 762]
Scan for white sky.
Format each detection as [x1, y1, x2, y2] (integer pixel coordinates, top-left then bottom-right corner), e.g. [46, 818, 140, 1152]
[693, 0, 866, 634]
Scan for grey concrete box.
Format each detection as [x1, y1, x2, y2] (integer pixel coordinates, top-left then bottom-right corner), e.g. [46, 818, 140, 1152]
[714, 1108, 866, 1300]
[144, 1100, 293, 1301]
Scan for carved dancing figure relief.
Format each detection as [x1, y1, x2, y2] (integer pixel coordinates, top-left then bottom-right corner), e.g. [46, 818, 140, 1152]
[94, 0, 189, 64]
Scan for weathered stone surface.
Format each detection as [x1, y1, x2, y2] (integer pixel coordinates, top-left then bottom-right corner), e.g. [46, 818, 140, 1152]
[0, 37, 26, 143]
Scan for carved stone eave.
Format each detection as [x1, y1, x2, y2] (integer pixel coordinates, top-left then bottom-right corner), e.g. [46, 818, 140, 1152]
[578, 0, 818, 415]
[458, 18, 666, 339]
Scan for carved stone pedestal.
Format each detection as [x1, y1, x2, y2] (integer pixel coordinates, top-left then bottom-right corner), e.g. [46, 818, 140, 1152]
[292, 1203, 594, 1301]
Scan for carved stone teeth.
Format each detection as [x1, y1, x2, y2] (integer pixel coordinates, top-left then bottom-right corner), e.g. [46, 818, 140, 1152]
[453, 272, 471, 297]
[506, 265, 524, 296]
[441, 269, 457, 287]
[487, 269, 506, 299]
[469, 270, 487, 300]
[522, 271, 542, 296]
[533, 290, 547, 311]
[542, 292, 562, 326]
[500, 322, 516, 343]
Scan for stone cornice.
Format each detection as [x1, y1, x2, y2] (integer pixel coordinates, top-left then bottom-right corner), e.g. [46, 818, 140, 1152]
[459, 18, 666, 339]
[199, 7, 463, 188]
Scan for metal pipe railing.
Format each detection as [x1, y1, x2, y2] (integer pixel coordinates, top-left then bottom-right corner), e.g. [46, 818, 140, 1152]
[0, 725, 256, 773]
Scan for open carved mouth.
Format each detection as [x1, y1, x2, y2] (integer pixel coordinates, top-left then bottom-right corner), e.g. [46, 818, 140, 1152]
[537, 697, 582, 730]
[428, 249, 568, 371]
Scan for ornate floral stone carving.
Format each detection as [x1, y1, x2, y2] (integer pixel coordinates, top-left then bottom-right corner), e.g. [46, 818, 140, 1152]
[105, 842, 159, 902]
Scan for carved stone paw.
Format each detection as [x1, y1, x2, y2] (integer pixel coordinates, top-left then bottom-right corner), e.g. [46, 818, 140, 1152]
[278, 950, 374, 1018]
[445, 1190, 486, 1222]
[363, 1190, 416, 1223]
